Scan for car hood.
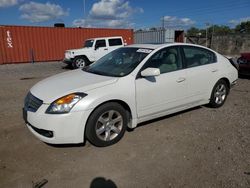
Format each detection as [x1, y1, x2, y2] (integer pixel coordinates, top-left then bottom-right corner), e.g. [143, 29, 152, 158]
[67, 47, 92, 54]
[30, 69, 118, 103]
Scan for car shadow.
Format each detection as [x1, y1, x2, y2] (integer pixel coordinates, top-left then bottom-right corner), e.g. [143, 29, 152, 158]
[62, 64, 74, 70]
[239, 74, 250, 80]
[90, 177, 117, 188]
[46, 142, 86, 148]
[136, 106, 202, 129]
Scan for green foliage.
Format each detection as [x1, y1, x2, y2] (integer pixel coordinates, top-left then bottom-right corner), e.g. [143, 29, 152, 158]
[187, 27, 200, 36]
[235, 21, 250, 33]
[187, 21, 250, 37]
[210, 25, 231, 35]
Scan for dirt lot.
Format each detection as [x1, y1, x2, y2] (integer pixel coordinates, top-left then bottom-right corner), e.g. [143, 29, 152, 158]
[0, 62, 249, 188]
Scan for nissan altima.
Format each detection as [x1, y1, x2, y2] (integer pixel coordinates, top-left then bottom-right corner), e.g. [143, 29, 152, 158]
[23, 43, 238, 147]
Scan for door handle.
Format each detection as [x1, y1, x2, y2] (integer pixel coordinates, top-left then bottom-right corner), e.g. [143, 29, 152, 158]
[104, 48, 108, 50]
[176, 77, 186, 83]
[211, 69, 218, 72]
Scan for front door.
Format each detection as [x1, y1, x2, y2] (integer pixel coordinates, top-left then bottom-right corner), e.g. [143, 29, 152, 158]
[135, 46, 188, 118]
[94, 39, 109, 61]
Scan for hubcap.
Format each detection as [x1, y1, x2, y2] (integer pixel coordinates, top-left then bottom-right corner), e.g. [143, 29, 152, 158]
[95, 110, 123, 141]
[75, 59, 86, 68]
[214, 84, 227, 105]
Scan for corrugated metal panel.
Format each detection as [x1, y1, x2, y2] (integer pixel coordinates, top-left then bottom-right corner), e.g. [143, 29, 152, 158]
[165, 29, 175, 43]
[134, 29, 184, 44]
[0, 25, 133, 64]
[134, 30, 165, 44]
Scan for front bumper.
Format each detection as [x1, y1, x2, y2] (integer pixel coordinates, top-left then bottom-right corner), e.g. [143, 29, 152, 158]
[23, 104, 93, 144]
[63, 58, 74, 64]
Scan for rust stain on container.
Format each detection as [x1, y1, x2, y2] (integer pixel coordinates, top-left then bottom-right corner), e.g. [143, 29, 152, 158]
[0, 25, 134, 64]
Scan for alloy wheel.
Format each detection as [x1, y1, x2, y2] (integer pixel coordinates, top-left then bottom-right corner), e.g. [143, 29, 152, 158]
[95, 110, 123, 141]
[214, 84, 227, 105]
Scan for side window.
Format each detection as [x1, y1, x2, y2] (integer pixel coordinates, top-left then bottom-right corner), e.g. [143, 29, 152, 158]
[109, 38, 122, 46]
[142, 47, 183, 74]
[183, 46, 217, 68]
[95, 40, 106, 48]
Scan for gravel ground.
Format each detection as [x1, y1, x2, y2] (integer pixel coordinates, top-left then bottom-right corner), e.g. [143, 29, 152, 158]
[0, 62, 249, 188]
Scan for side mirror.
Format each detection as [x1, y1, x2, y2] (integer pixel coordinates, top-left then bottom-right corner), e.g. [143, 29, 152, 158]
[95, 45, 99, 50]
[141, 68, 160, 77]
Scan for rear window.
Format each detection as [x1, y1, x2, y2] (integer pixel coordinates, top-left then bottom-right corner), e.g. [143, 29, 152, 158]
[183, 46, 217, 68]
[108, 38, 123, 46]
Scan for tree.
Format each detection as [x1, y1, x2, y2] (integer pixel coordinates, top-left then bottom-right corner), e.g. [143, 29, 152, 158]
[187, 27, 200, 37]
[209, 25, 231, 36]
[187, 25, 233, 37]
[235, 21, 250, 33]
[149, 27, 157, 31]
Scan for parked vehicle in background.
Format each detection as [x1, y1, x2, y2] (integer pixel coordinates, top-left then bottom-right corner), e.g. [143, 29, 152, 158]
[24, 43, 238, 147]
[237, 52, 250, 76]
[225, 56, 239, 70]
[63, 36, 125, 69]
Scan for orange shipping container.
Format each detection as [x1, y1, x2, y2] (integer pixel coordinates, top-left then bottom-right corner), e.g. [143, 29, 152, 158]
[0, 25, 134, 64]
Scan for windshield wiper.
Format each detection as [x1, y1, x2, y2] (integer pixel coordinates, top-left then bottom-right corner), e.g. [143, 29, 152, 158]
[84, 69, 120, 77]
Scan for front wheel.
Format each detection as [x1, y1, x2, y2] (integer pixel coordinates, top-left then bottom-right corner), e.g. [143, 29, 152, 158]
[73, 56, 89, 69]
[209, 80, 229, 108]
[85, 102, 128, 147]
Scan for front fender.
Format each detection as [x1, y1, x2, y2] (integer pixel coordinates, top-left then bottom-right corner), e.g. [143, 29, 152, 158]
[73, 78, 138, 128]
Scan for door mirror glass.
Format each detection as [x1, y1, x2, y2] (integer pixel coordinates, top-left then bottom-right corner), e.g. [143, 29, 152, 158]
[141, 68, 160, 77]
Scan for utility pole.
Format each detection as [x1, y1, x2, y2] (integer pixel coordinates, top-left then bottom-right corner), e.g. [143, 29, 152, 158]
[205, 23, 210, 47]
[83, 0, 86, 18]
[162, 16, 165, 29]
[211, 24, 214, 48]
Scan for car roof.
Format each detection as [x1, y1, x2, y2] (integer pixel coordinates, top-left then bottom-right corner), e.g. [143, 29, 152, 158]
[86, 36, 122, 40]
[126, 43, 218, 53]
[127, 43, 166, 49]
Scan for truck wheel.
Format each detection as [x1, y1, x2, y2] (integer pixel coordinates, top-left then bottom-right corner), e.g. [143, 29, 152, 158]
[73, 57, 89, 69]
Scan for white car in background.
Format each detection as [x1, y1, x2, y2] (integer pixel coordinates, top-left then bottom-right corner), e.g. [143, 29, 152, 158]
[23, 43, 238, 147]
[63, 36, 124, 69]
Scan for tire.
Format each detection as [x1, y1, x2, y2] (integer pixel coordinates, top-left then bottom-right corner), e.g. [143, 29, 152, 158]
[85, 102, 128, 147]
[73, 56, 89, 69]
[209, 80, 229, 108]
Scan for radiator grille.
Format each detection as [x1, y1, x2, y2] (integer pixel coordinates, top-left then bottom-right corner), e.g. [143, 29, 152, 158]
[24, 92, 43, 112]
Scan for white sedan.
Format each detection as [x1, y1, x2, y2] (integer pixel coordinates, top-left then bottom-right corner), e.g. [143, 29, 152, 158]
[23, 43, 238, 147]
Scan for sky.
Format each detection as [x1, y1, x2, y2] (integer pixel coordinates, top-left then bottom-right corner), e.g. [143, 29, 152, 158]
[0, 0, 250, 29]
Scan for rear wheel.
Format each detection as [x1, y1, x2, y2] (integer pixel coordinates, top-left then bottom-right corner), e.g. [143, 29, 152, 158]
[73, 56, 89, 69]
[209, 80, 229, 108]
[85, 102, 128, 147]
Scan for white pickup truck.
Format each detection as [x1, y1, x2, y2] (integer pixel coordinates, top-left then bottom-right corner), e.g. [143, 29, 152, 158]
[63, 36, 125, 68]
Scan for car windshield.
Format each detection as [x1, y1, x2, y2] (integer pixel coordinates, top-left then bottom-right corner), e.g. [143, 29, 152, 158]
[84, 40, 94, 47]
[84, 47, 153, 77]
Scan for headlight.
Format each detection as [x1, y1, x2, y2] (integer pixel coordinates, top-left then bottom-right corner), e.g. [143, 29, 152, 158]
[46, 93, 87, 114]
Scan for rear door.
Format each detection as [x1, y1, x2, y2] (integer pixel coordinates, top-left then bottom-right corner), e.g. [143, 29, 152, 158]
[181, 46, 219, 102]
[108, 38, 124, 52]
